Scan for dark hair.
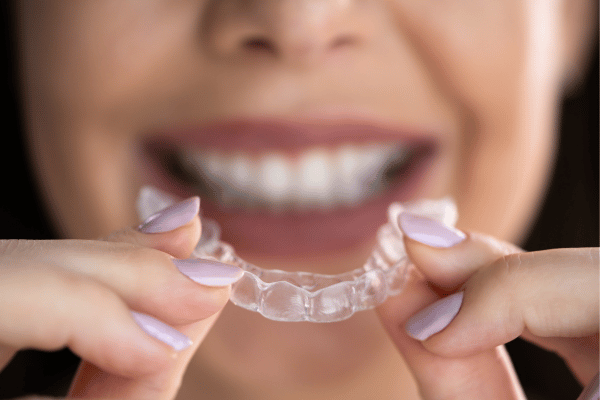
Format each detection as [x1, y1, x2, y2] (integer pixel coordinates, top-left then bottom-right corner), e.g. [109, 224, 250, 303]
[0, 2, 597, 398]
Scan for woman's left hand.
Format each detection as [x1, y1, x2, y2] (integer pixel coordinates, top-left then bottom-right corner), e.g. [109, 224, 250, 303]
[376, 213, 599, 399]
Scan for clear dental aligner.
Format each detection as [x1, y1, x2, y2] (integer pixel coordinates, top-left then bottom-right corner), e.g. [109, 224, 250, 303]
[137, 186, 458, 322]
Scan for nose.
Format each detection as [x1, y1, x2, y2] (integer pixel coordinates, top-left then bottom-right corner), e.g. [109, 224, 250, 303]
[204, 0, 369, 66]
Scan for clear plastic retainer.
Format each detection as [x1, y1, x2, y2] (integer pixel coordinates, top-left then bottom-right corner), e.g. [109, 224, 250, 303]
[137, 186, 458, 323]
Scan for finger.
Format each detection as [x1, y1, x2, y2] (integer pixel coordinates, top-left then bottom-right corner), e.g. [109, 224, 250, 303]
[398, 212, 521, 290]
[69, 311, 223, 399]
[69, 257, 232, 399]
[408, 248, 599, 380]
[3, 240, 239, 326]
[105, 196, 201, 260]
[97, 195, 234, 326]
[57, 245, 241, 399]
[377, 270, 526, 400]
[0, 265, 180, 378]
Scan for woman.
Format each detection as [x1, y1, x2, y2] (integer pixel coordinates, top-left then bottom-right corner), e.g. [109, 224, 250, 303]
[0, 1, 598, 399]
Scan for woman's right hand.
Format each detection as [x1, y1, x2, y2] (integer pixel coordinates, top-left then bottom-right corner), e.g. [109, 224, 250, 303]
[0, 197, 242, 399]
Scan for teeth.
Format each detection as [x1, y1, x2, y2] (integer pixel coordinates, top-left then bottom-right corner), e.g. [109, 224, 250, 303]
[181, 143, 411, 211]
[298, 149, 335, 210]
[337, 145, 364, 207]
[229, 154, 253, 192]
[259, 154, 293, 209]
[223, 154, 254, 207]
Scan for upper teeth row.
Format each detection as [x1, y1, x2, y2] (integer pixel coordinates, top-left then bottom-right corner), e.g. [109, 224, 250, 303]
[180, 143, 409, 211]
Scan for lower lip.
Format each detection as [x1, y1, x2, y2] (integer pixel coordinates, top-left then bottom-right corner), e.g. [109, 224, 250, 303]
[140, 145, 437, 259]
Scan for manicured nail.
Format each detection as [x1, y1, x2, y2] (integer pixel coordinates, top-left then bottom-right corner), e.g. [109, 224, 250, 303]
[138, 197, 200, 233]
[131, 311, 192, 351]
[398, 212, 466, 248]
[173, 258, 244, 287]
[406, 291, 464, 341]
[577, 371, 599, 400]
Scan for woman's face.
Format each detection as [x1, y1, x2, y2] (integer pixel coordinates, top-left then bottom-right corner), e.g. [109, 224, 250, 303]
[17, 1, 593, 272]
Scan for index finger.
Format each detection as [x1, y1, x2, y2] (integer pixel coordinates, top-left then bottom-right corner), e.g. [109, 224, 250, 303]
[398, 212, 522, 290]
[419, 248, 599, 356]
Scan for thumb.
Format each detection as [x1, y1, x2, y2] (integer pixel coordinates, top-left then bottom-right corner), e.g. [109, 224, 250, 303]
[409, 248, 599, 383]
[69, 195, 230, 399]
[377, 269, 526, 400]
[69, 312, 223, 399]
[396, 211, 598, 382]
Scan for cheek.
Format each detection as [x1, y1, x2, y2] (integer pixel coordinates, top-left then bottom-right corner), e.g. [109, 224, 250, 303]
[454, 3, 564, 243]
[19, 2, 191, 239]
[389, 1, 563, 242]
[75, 133, 142, 237]
[454, 108, 559, 243]
[27, 124, 140, 239]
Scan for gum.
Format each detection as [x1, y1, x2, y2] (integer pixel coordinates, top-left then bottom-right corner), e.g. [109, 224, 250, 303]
[137, 186, 458, 322]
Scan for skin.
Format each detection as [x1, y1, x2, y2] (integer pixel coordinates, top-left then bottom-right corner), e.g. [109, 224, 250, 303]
[2, 0, 597, 399]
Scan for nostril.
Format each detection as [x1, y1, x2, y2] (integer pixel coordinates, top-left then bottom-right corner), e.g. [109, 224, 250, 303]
[330, 35, 358, 51]
[242, 37, 278, 56]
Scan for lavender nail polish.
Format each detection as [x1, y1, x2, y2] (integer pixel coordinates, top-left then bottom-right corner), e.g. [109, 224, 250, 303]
[138, 197, 200, 233]
[174, 259, 244, 287]
[131, 311, 192, 351]
[406, 291, 464, 341]
[398, 212, 466, 248]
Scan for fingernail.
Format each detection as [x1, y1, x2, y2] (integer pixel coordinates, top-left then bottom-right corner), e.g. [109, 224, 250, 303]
[131, 311, 192, 351]
[138, 197, 200, 233]
[398, 212, 466, 248]
[173, 258, 244, 287]
[577, 371, 599, 400]
[406, 291, 464, 341]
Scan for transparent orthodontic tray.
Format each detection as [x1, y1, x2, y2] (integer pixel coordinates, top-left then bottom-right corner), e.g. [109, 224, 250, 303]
[137, 186, 458, 322]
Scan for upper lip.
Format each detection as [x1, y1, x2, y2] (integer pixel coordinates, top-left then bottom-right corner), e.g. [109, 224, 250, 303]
[147, 117, 440, 154]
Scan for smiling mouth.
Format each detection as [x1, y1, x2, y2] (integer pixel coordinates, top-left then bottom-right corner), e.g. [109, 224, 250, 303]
[154, 141, 432, 213]
[141, 119, 438, 257]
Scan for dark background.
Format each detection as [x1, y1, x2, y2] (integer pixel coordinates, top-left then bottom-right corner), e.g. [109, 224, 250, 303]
[0, 2, 597, 399]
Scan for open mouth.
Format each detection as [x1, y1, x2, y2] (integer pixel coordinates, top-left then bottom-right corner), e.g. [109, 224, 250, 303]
[157, 142, 430, 212]
[142, 119, 438, 259]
